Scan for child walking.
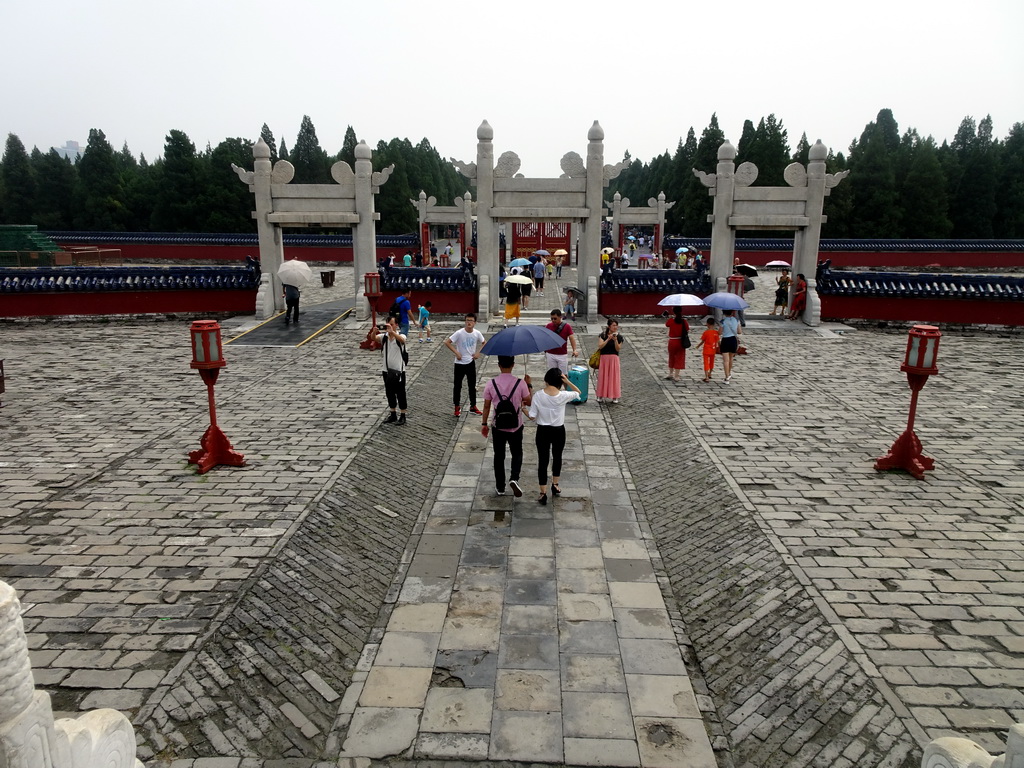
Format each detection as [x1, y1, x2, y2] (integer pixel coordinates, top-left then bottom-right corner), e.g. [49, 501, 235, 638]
[417, 301, 433, 342]
[696, 317, 720, 382]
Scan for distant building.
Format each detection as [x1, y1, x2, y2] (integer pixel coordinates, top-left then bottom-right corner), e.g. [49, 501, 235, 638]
[53, 141, 82, 160]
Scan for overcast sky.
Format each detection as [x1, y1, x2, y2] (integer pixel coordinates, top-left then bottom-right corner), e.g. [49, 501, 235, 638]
[3, 0, 1022, 178]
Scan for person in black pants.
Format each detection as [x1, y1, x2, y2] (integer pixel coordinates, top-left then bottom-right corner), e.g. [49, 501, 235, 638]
[283, 283, 300, 324]
[376, 314, 408, 425]
[479, 356, 532, 497]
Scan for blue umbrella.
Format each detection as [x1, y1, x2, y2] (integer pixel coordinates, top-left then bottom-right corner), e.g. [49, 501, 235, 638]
[675, 247, 689, 254]
[481, 325, 566, 357]
[509, 258, 531, 267]
[702, 292, 750, 310]
[533, 249, 551, 257]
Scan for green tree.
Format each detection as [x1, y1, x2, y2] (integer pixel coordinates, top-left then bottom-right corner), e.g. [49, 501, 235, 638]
[339, 125, 359, 168]
[198, 138, 256, 232]
[900, 135, 952, 237]
[75, 128, 125, 230]
[950, 114, 998, 237]
[31, 148, 77, 229]
[290, 115, 330, 183]
[994, 122, 1024, 237]
[846, 111, 901, 237]
[151, 129, 201, 231]
[792, 133, 811, 165]
[665, 129, 696, 234]
[260, 123, 278, 161]
[1, 133, 36, 224]
[680, 114, 726, 236]
[822, 150, 853, 237]
[279, 138, 289, 161]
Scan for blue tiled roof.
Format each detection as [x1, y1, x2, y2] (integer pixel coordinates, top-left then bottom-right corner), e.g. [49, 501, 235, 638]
[663, 238, 1024, 252]
[817, 266, 1024, 300]
[0, 264, 260, 293]
[44, 232, 420, 247]
[600, 269, 712, 294]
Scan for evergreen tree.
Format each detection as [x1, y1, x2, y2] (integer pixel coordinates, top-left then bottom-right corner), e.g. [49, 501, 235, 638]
[680, 114, 725, 236]
[31, 148, 77, 230]
[665, 130, 696, 234]
[847, 111, 901, 237]
[279, 138, 289, 161]
[950, 114, 998, 237]
[291, 115, 330, 183]
[199, 137, 256, 232]
[900, 135, 952, 237]
[260, 123, 278, 161]
[822, 150, 853, 237]
[735, 120, 756, 160]
[1, 133, 36, 224]
[994, 122, 1024, 237]
[339, 126, 359, 168]
[792, 133, 811, 165]
[372, 139, 416, 234]
[75, 128, 125, 230]
[150, 129, 201, 231]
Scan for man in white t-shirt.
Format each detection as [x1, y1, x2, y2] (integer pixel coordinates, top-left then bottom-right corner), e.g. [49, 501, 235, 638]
[444, 313, 486, 417]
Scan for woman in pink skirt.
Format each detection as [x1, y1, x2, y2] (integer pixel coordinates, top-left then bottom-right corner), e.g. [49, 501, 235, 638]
[596, 318, 624, 404]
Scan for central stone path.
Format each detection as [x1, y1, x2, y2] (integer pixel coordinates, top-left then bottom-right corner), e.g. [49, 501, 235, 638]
[339, 347, 716, 766]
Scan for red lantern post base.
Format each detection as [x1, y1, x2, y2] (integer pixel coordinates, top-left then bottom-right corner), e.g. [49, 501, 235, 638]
[188, 424, 246, 474]
[359, 327, 382, 350]
[874, 429, 935, 480]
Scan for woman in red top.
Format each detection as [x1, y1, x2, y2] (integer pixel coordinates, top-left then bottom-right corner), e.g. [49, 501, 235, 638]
[788, 273, 808, 320]
[665, 307, 690, 382]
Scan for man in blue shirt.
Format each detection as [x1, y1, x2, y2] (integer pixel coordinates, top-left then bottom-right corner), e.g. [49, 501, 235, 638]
[395, 288, 415, 336]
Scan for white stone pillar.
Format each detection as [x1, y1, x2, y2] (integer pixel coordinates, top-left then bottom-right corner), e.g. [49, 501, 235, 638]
[797, 141, 829, 327]
[610, 192, 622, 251]
[475, 121, 498, 315]
[353, 141, 377, 322]
[583, 121, 605, 321]
[252, 138, 283, 318]
[463, 191, 474, 262]
[708, 141, 737, 291]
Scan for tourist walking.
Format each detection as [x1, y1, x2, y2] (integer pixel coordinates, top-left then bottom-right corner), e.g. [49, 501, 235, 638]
[788, 273, 808, 320]
[417, 301, 433, 342]
[696, 317, 720, 382]
[376, 314, 408, 425]
[444, 313, 485, 417]
[391, 288, 416, 336]
[544, 309, 578, 375]
[504, 278, 522, 326]
[528, 368, 581, 505]
[283, 283, 300, 325]
[665, 306, 690, 381]
[771, 269, 791, 315]
[480, 356, 533, 497]
[595, 319, 624, 404]
[533, 259, 546, 296]
[719, 309, 741, 384]
[555, 254, 564, 278]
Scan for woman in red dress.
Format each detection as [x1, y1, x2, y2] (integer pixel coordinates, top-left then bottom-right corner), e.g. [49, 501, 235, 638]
[665, 307, 690, 382]
[788, 273, 808, 320]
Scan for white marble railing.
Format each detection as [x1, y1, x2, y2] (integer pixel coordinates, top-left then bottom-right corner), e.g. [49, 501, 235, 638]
[1, 576, 1021, 768]
[0, 580, 144, 768]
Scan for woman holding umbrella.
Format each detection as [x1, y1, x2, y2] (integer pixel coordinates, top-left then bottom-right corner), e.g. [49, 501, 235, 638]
[720, 310, 741, 384]
[771, 269, 792, 316]
[665, 306, 690, 382]
[595, 319, 624, 404]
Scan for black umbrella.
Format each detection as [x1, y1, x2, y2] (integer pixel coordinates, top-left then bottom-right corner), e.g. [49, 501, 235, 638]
[734, 264, 758, 277]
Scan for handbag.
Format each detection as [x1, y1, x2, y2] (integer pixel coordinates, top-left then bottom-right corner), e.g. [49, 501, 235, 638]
[385, 368, 403, 385]
[588, 349, 601, 369]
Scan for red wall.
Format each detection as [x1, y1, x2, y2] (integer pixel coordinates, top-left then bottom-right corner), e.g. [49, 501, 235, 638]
[821, 296, 1024, 326]
[0, 290, 257, 318]
[374, 290, 477, 317]
[599, 293, 711, 318]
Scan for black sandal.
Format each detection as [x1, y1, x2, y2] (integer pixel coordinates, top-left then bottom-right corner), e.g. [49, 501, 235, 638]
[551, 484, 561, 496]
[538, 493, 548, 505]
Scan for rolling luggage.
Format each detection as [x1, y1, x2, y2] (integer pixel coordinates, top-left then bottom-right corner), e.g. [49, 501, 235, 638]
[568, 365, 589, 404]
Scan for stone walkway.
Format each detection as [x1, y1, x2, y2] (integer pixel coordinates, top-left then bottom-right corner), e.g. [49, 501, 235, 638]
[0, 264, 1021, 768]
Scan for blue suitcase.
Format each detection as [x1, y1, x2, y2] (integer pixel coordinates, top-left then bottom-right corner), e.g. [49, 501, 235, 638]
[568, 365, 589, 404]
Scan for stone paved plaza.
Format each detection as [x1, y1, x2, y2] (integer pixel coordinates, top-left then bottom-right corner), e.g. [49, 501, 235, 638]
[0, 265, 1021, 768]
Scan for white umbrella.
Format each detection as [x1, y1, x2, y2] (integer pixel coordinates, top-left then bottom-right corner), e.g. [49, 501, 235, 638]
[553, 249, 568, 256]
[278, 259, 313, 288]
[505, 274, 534, 285]
[766, 260, 791, 267]
[658, 293, 705, 307]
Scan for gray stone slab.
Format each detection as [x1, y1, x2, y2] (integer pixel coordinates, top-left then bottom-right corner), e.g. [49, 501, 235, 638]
[562, 691, 635, 739]
[421, 687, 493, 734]
[433, 648, 498, 688]
[505, 578, 557, 605]
[562, 654, 627, 693]
[498, 633, 560, 670]
[618, 639, 687, 676]
[342, 706, 420, 759]
[605, 558, 656, 583]
[634, 716, 716, 768]
[560, 621, 621, 655]
[374, 632, 440, 668]
[415, 732, 489, 760]
[502, 604, 557, 635]
[563, 737, 641, 767]
[493, 668, 561, 711]
[490, 711, 563, 763]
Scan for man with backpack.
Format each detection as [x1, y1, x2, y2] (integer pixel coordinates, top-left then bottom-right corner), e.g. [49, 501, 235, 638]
[390, 288, 416, 336]
[480, 356, 532, 497]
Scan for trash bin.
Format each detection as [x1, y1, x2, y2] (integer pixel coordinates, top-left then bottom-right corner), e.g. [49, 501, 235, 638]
[321, 270, 335, 288]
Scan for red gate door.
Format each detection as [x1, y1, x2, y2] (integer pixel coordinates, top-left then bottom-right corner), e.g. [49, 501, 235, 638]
[511, 222, 572, 263]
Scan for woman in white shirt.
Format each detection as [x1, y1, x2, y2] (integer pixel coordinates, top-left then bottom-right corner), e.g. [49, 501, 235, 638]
[527, 367, 581, 505]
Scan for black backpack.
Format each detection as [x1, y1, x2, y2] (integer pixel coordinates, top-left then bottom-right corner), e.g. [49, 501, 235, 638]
[493, 378, 520, 430]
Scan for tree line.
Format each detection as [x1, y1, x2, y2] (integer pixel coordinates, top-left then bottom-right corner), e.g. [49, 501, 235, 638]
[1, 108, 1022, 239]
[610, 109, 1024, 240]
[0, 115, 469, 236]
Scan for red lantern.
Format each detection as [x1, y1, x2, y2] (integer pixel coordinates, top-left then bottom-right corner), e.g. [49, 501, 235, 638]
[187, 320, 244, 474]
[875, 324, 942, 480]
[726, 274, 745, 297]
[360, 272, 384, 351]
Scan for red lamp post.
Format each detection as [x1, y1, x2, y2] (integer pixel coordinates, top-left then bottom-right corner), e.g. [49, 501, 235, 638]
[187, 320, 245, 474]
[874, 324, 941, 480]
[726, 274, 746, 297]
[359, 272, 383, 350]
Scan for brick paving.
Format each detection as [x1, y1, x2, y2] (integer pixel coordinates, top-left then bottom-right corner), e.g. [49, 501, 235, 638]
[0, 266, 1021, 768]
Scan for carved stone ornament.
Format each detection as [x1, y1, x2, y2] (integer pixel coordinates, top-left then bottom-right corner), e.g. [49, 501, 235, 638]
[450, 158, 477, 179]
[494, 151, 522, 178]
[271, 160, 295, 185]
[692, 169, 717, 189]
[230, 163, 254, 185]
[620, 198, 631, 211]
[331, 161, 355, 184]
[784, 162, 808, 188]
[735, 162, 758, 187]
[825, 169, 851, 188]
[603, 158, 629, 181]
[56, 709, 145, 768]
[372, 165, 395, 188]
[921, 724, 1024, 768]
[559, 152, 586, 178]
